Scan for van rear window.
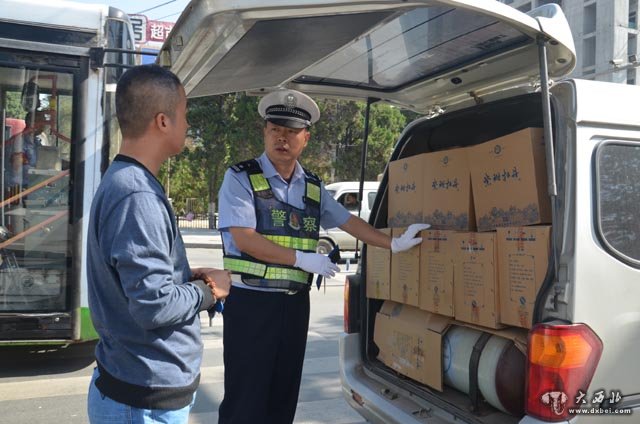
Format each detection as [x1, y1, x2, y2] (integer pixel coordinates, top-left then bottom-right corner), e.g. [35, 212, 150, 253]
[596, 142, 640, 264]
[293, 6, 530, 90]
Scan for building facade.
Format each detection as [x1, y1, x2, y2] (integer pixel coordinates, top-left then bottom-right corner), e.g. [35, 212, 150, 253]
[499, 0, 639, 84]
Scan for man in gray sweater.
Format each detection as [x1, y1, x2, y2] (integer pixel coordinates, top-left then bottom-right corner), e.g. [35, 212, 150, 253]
[86, 64, 230, 423]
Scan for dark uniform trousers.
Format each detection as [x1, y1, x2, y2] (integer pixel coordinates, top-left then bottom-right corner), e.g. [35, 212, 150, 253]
[218, 285, 311, 424]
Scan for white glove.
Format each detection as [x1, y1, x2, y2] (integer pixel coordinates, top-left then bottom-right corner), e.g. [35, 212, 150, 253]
[294, 250, 340, 278]
[391, 223, 431, 253]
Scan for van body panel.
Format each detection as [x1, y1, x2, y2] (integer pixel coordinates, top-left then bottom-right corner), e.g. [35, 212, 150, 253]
[572, 132, 640, 398]
[546, 80, 640, 401]
[570, 80, 640, 128]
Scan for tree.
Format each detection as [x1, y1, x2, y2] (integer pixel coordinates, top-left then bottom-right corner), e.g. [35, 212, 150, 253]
[329, 101, 410, 182]
[161, 93, 418, 211]
[304, 99, 362, 181]
[4, 91, 24, 119]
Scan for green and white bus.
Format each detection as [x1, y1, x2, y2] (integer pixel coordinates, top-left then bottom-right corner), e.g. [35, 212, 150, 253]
[0, 0, 135, 345]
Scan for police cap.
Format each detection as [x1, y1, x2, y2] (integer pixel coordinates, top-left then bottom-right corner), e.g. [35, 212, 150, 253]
[258, 89, 320, 129]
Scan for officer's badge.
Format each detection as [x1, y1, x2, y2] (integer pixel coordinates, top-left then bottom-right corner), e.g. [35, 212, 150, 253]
[289, 212, 301, 230]
[285, 93, 297, 108]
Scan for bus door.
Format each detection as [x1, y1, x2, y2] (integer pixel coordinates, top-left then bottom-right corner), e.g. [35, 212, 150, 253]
[0, 50, 80, 340]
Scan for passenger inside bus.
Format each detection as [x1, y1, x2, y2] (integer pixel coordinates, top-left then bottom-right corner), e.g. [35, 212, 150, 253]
[8, 111, 47, 191]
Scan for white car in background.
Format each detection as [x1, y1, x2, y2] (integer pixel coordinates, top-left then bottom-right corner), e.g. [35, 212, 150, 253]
[318, 181, 379, 254]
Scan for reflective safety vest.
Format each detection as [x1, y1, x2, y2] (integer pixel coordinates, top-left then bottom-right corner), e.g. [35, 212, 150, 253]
[223, 159, 322, 291]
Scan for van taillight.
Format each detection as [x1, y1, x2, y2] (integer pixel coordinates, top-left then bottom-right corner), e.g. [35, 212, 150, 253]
[343, 277, 351, 333]
[526, 323, 603, 422]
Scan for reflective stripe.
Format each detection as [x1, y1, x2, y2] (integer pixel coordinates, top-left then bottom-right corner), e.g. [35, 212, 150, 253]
[249, 173, 270, 192]
[264, 235, 317, 251]
[306, 181, 320, 203]
[223, 258, 267, 277]
[224, 257, 310, 284]
[264, 267, 309, 284]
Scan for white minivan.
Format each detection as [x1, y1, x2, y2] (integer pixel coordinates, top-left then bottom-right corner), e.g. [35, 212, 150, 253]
[163, 2, 640, 423]
[319, 181, 379, 254]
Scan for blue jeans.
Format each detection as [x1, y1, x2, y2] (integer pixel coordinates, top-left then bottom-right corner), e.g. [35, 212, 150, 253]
[87, 367, 196, 424]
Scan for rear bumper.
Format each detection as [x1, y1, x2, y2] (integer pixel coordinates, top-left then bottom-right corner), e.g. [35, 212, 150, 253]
[339, 333, 558, 424]
[339, 332, 435, 423]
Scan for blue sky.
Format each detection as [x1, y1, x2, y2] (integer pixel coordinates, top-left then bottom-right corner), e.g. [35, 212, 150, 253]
[73, 0, 191, 22]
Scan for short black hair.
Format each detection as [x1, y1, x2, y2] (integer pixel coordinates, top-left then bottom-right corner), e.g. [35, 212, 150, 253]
[116, 64, 183, 138]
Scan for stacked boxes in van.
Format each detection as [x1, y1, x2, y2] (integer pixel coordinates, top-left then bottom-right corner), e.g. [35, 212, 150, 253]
[390, 227, 420, 306]
[420, 229, 456, 317]
[369, 127, 552, 416]
[365, 228, 391, 300]
[468, 128, 550, 232]
[467, 127, 551, 330]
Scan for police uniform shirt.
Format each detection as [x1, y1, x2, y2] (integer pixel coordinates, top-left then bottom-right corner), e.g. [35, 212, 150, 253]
[218, 152, 351, 291]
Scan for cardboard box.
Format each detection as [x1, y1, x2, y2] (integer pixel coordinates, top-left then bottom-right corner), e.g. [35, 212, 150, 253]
[419, 230, 456, 317]
[497, 226, 551, 328]
[452, 232, 503, 329]
[468, 128, 551, 232]
[390, 227, 420, 306]
[422, 148, 475, 231]
[366, 228, 391, 300]
[388, 154, 426, 227]
[374, 301, 452, 390]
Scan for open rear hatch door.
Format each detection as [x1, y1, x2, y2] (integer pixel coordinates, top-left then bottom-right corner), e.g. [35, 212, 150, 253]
[160, 0, 575, 113]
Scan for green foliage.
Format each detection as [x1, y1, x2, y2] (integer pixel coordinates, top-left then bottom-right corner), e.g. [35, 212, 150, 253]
[162, 93, 417, 209]
[331, 102, 407, 181]
[4, 91, 24, 118]
[306, 99, 362, 181]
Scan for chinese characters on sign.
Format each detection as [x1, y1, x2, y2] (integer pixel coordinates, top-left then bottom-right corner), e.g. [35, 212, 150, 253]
[431, 178, 459, 190]
[394, 182, 417, 193]
[574, 389, 622, 406]
[482, 166, 520, 187]
[129, 14, 173, 46]
[148, 20, 173, 43]
[129, 14, 147, 44]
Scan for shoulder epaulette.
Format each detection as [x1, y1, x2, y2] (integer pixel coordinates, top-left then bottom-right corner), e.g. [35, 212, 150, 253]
[231, 159, 262, 173]
[303, 167, 321, 183]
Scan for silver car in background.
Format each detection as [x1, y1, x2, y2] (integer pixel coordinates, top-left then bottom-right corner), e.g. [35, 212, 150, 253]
[318, 181, 379, 254]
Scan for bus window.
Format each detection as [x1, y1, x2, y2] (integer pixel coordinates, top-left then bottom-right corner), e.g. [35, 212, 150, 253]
[0, 66, 74, 313]
[106, 18, 136, 84]
[102, 16, 134, 166]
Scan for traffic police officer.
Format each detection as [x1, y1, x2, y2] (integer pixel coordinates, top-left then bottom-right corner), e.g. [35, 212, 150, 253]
[217, 89, 428, 423]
